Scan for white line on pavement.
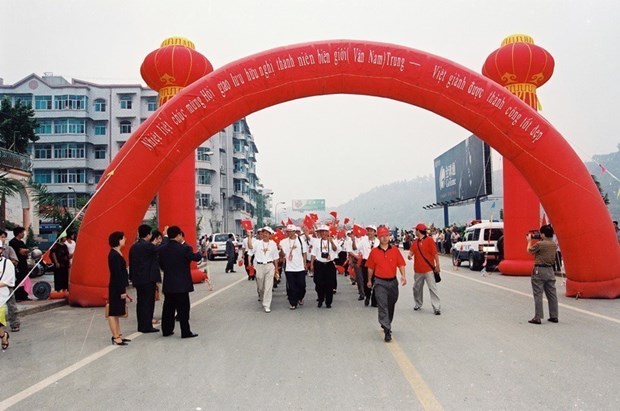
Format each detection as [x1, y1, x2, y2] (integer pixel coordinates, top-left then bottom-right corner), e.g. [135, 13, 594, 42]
[0, 276, 246, 410]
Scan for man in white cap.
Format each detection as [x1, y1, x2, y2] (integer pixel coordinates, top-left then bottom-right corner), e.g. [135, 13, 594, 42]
[357, 225, 379, 307]
[310, 225, 340, 308]
[279, 225, 308, 309]
[253, 227, 279, 313]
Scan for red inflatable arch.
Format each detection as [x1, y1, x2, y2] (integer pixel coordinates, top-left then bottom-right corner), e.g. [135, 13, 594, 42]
[70, 40, 620, 305]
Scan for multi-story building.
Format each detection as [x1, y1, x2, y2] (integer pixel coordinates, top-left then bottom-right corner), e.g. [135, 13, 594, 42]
[0, 73, 266, 237]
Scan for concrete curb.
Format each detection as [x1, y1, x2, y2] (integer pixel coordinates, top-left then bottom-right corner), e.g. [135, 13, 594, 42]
[17, 299, 69, 317]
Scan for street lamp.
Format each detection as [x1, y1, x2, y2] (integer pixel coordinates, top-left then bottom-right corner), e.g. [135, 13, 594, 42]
[274, 201, 285, 226]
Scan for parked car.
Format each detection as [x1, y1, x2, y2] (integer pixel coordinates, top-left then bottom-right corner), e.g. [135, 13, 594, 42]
[206, 233, 241, 260]
[451, 222, 504, 271]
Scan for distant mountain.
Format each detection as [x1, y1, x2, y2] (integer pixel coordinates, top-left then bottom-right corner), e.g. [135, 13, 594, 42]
[336, 146, 620, 229]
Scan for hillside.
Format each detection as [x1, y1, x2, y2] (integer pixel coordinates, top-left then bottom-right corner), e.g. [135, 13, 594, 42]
[336, 146, 620, 229]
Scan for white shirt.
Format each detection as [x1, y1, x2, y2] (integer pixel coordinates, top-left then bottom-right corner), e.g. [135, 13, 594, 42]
[342, 237, 354, 253]
[357, 236, 378, 259]
[65, 239, 76, 264]
[279, 236, 308, 272]
[311, 237, 341, 262]
[242, 237, 255, 256]
[301, 234, 314, 261]
[0, 256, 16, 307]
[253, 240, 279, 264]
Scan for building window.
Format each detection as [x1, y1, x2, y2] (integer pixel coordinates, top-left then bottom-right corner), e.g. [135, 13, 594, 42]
[198, 193, 211, 208]
[233, 139, 243, 153]
[94, 123, 107, 136]
[233, 122, 240, 132]
[13, 95, 32, 107]
[34, 96, 52, 110]
[94, 99, 106, 112]
[94, 146, 106, 159]
[34, 144, 53, 159]
[147, 98, 157, 111]
[54, 95, 87, 110]
[36, 120, 52, 135]
[54, 143, 85, 159]
[197, 147, 211, 161]
[67, 119, 85, 134]
[120, 120, 132, 134]
[197, 169, 211, 185]
[54, 169, 85, 184]
[119, 95, 133, 109]
[94, 171, 104, 183]
[33, 169, 52, 184]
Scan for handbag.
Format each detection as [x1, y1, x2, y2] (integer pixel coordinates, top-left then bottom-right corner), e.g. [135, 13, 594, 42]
[416, 239, 441, 283]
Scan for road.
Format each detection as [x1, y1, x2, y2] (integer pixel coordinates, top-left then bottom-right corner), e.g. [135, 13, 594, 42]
[2, 254, 620, 410]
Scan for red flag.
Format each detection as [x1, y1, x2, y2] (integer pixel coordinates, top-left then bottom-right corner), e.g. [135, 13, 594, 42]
[287, 217, 293, 225]
[272, 229, 286, 244]
[329, 211, 338, 219]
[344, 217, 350, 225]
[240, 219, 253, 231]
[309, 213, 319, 222]
[352, 224, 367, 237]
[599, 163, 607, 175]
[280, 220, 286, 227]
[329, 226, 337, 236]
[303, 215, 314, 229]
[337, 229, 345, 239]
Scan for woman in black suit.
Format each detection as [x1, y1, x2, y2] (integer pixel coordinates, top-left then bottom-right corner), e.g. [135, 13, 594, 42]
[107, 231, 133, 346]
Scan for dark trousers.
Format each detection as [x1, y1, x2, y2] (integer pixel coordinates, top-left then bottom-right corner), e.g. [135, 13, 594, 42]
[226, 254, 236, 272]
[53, 267, 69, 291]
[161, 292, 192, 337]
[362, 264, 377, 305]
[285, 270, 306, 306]
[14, 267, 29, 301]
[374, 278, 399, 332]
[135, 282, 156, 331]
[314, 261, 336, 306]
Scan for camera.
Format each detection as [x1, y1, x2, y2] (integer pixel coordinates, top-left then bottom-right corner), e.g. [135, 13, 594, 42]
[529, 230, 541, 240]
[321, 252, 329, 259]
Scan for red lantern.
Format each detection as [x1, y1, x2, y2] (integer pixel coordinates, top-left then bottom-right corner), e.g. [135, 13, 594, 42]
[482, 34, 554, 110]
[140, 37, 213, 105]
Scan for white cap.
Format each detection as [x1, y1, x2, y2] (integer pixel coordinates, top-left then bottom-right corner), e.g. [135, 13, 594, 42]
[316, 225, 329, 231]
[285, 224, 298, 232]
[365, 224, 377, 232]
[259, 226, 274, 234]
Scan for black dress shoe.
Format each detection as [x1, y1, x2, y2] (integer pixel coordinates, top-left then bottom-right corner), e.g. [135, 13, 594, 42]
[141, 328, 160, 333]
[317, 301, 323, 308]
[358, 295, 365, 301]
[548, 318, 559, 323]
[182, 333, 199, 339]
[528, 318, 542, 324]
[326, 304, 331, 309]
[364, 298, 370, 306]
[162, 332, 175, 337]
[384, 330, 392, 342]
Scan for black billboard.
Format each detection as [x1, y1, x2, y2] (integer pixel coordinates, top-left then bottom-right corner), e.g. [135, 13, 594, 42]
[434, 135, 492, 203]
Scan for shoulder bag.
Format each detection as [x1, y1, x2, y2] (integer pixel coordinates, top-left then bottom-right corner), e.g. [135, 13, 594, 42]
[416, 238, 441, 283]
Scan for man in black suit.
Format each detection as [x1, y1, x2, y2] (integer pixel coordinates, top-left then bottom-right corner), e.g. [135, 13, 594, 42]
[159, 226, 203, 338]
[129, 224, 162, 333]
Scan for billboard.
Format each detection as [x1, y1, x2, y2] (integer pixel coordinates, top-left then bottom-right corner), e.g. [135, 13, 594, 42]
[434, 135, 492, 203]
[291, 199, 326, 212]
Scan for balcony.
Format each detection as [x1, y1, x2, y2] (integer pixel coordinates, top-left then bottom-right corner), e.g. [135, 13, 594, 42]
[0, 147, 31, 172]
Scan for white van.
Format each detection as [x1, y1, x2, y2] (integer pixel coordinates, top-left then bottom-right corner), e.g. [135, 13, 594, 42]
[451, 221, 503, 271]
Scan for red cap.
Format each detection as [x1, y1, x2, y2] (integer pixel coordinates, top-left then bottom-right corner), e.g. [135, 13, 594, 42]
[377, 226, 390, 237]
[415, 223, 427, 232]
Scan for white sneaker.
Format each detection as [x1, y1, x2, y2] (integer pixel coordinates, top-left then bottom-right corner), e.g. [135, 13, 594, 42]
[264, 307, 271, 313]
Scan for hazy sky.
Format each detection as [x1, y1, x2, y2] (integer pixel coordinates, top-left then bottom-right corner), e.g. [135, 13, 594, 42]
[2, 0, 618, 210]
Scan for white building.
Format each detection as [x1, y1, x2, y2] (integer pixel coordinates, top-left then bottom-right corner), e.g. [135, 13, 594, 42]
[0, 73, 266, 237]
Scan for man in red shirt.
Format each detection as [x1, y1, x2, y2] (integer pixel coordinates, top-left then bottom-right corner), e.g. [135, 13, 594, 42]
[408, 223, 441, 315]
[366, 226, 407, 342]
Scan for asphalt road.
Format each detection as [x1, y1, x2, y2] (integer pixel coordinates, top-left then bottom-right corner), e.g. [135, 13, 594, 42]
[2, 254, 620, 411]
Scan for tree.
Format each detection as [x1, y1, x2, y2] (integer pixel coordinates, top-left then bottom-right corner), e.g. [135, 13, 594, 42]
[591, 174, 610, 205]
[0, 173, 24, 227]
[0, 97, 39, 153]
[29, 180, 86, 232]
